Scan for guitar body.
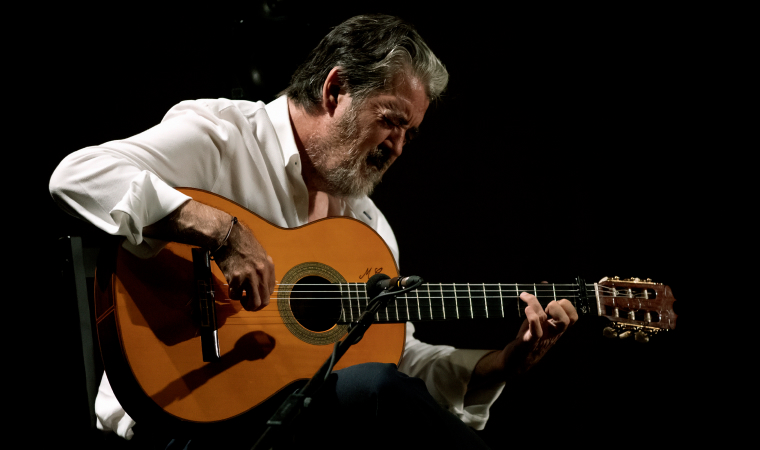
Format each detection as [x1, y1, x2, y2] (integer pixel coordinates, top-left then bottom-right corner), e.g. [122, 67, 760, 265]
[93, 188, 404, 433]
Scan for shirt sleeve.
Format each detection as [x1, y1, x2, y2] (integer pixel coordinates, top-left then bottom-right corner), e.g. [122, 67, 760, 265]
[48, 100, 241, 257]
[95, 373, 136, 440]
[398, 323, 505, 430]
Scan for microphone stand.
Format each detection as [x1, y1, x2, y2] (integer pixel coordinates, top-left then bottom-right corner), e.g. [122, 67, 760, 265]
[251, 276, 423, 450]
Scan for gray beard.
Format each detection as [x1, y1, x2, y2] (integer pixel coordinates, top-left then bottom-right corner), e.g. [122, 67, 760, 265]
[305, 105, 392, 198]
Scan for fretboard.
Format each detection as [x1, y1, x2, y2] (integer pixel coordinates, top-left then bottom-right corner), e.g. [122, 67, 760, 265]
[337, 282, 594, 324]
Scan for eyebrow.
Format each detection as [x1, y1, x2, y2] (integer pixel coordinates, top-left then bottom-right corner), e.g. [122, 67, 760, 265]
[384, 109, 420, 134]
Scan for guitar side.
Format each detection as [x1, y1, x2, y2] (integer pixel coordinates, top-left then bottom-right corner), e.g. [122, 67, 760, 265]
[94, 188, 405, 433]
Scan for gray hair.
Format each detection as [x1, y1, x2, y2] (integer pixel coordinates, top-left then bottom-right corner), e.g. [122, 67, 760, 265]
[283, 14, 448, 114]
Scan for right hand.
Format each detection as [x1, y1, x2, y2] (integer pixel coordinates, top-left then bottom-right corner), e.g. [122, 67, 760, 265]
[214, 221, 275, 311]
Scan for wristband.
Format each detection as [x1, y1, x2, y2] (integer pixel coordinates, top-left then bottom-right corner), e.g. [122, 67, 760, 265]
[212, 216, 237, 255]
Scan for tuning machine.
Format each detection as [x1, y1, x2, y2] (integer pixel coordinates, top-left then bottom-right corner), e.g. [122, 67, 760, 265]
[603, 323, 661, 343]
[602, 276, 659, 285]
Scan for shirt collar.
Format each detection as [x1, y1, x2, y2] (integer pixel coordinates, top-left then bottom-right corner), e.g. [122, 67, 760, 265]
[265, 95, 300, 168]
[263, 95, 377, 229]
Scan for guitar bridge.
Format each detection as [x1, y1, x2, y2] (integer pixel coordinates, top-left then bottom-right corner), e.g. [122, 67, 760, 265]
[193, 248, 220, 362]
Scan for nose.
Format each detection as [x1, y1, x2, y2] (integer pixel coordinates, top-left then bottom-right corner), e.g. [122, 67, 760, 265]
[386, 128, 406, 158]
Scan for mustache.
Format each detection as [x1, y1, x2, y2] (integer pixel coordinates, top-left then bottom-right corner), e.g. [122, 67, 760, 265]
[366, 145, 392, 171]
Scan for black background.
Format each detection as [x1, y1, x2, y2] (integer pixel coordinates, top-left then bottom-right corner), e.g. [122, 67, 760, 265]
[29, 2, 702, 447]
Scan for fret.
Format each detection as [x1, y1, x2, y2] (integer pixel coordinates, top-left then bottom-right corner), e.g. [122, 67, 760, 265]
[535, 283, 554, 307]
[350, 283, 358, 321]
[404, 290, 413, 321]
[338, 283, 347, 323]
[498, 285, 506, 318]
[482, 283, 488, 319]
[405, 289, 418, 321]
[394, 292, 406, 321]
[416, 288, 432, 321]
[442, 284, 456, 319]
[485, 284, 501, 319]
[427, 283, 443, 320]
[360, 283, 368, 318]
[498, 284, 504, 318]
[379, 289, 390, 321]
[515, 284, 521, 318]
[393, 290, 399, 322]
[427, 285, 433, 320]
[459, 284, 472, 319]
[453, 284, 465, 319]
[414, 288, 422, 321]
[404, 289, 411, 320]
[453, 284, 459, 319]
[467, 283, 473, 319]
[346, 283, 354, 322]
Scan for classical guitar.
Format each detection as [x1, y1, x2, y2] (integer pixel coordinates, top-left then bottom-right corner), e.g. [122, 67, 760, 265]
[93, 188, 677, 435]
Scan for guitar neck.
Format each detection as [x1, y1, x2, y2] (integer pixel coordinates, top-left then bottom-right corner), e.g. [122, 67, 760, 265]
[337, 280, 596, 324]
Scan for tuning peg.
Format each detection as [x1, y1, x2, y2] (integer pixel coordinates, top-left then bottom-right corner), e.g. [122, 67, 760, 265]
[618, 330, 632, 339]
[603, 327, 618, 339]
[634, 330, 649, 343]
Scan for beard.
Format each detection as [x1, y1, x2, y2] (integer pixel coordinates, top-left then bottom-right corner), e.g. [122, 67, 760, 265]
[305, 104, 392, 198]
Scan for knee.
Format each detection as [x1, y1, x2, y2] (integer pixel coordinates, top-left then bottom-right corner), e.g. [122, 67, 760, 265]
[333, 363, 408, 401]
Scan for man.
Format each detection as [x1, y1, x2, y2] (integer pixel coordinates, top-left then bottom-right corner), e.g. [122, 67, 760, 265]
[50, 14, 577, 449]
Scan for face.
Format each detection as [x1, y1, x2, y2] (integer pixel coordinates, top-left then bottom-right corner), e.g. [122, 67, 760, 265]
[305, 75, 430, 198]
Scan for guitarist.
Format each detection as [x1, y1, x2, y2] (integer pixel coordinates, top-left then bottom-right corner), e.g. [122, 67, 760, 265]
[50, 14, 577, 449]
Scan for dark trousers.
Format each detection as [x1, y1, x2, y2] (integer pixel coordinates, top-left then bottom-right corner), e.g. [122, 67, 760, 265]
[129, 363, 490, 449]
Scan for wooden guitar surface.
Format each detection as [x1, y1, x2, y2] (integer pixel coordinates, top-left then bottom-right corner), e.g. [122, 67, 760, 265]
[94, 188, 404, 429]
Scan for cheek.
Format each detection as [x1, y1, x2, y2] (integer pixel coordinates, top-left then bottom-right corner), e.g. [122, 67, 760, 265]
[368, 128, 392, 149]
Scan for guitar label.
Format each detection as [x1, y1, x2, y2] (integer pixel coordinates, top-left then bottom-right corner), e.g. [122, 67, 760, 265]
[359, 267, 383, 279]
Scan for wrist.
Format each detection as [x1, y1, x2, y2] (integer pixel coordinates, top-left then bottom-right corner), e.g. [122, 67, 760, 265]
[212, 216, 238, 256]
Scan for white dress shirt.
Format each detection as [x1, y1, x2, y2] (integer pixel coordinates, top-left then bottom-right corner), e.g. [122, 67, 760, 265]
[50, 95, 504, 438]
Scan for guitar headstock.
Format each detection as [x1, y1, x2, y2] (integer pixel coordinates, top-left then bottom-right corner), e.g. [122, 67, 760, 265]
[595, 276, 677, 342]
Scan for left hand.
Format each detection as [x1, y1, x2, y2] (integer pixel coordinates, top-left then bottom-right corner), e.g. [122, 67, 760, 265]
[470, 292, 578, 388]
[508, 292, 578, 372]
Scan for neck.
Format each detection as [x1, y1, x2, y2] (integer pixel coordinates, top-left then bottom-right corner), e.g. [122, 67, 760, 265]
[336, 281, 594, 324]
[287, 98, 336, 201]
[308, 191, 337, 222]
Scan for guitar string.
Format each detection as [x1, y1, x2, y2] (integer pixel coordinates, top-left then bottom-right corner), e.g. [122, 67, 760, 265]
[204, 284, 651, 320]
[210, 296, 590, 320]
[209, 298, 663, 322]
[211, 285, 633, 311]
[266, 285, 637, 297]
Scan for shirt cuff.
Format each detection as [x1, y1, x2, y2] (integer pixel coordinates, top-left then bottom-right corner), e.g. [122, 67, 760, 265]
[109, 170, 190, 257]
[444, 349, 505, 430]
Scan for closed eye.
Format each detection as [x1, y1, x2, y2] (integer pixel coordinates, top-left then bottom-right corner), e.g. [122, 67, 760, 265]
[405, 127, 419, 144]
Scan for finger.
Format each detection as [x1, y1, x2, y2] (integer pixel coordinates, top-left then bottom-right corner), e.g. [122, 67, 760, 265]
[545, 300, 571, 333]
[256, 280, 270, 311]
[241, 280, 262, 312]
[519, 292, 546, 321]
[266, 255, 276, 295]
[557, 299, 579, 324]
[523, 305, 543, 342]
[228, 279, 242, 300]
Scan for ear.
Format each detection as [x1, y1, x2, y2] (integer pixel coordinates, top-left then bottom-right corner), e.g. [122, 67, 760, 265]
[321, 66, 345, 115]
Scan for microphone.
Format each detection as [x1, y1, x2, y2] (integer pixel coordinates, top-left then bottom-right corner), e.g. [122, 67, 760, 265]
[365, 274, 423, 299]
[376, 275, 423, 290]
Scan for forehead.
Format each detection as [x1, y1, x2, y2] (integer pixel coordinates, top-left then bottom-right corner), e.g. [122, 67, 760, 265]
[365, 76, 430, 127]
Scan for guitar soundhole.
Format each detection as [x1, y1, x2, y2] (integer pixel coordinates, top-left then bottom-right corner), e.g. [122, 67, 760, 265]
[290, 276, 342, 332]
